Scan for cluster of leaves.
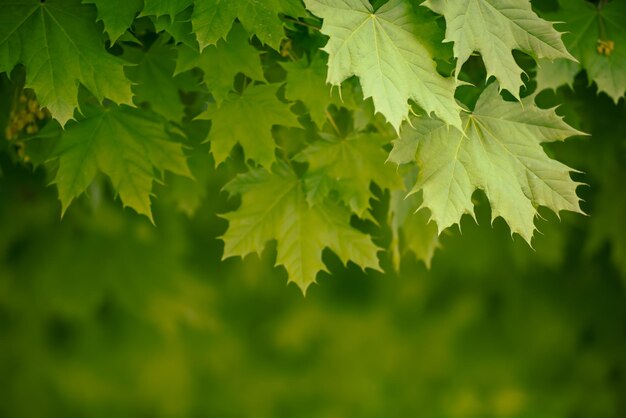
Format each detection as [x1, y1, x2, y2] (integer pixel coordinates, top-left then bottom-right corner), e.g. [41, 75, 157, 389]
[1, 0, 624, 293]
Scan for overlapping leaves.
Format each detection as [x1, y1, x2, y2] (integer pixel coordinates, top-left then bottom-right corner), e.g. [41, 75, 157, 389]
[0, 0, 600, 290]
[295, 132, 402, 217]
[536, 0, 626, 102]
[0, 0, 131, 124]
[54, 101, 190, 221]
[389, 84, 584, 243]
[192, 0, 306, 50]
[176, 24, 264, 106]
[424, 0, 574, 99]
[222, 164, 380, 293]
[199, 84, 299, 167]
[304, 0, 461, 132]
[85, 0, 305, 50]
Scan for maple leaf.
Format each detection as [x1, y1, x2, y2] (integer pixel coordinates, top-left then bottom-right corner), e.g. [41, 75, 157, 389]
[84, 0, 142, 43]
[176, 24, 264, 106]
[221, 164, 380, 293]
[141, 0, 192, 19]
[199, 84, 299, 167]
[389, 166, 439, 270]
[191, 0, 306, 51]
[537, 1, 626, 103]
[295, 132, 402, 217]
[191, 0, 237, 50]
[424, 0, 574, 99]
[124, 37, 185, 122]
[54, 101, 191, 221]
[389, 84, 585, 244]
[0, 0, 132, 124]
[153, 8, 198, 49]
[280, 54, 344, 128]
[535, 59, 580, 93]
[304, 0, 461, 132]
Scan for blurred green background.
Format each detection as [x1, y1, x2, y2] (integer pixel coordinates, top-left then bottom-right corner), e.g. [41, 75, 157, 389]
[1, 71, 626, 418]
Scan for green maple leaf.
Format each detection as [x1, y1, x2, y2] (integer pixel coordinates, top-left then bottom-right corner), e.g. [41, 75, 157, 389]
[535, 59, 580, 93]
[537, 1, 626, 103]
[0, 0, 132, 124]
[54, 101, 191, 221]
[221, 164, 380, 293]
[389, 84, 584, 244]
[280, 54, 344, 128]
[153, 8, 198, 49]
[83, 0, 142, 43]
[424, 0, 574, 99]
[191, 0, 237, 50]
[176, 24, 264, 106]
[125, 37, 185, 122]
[191, 0, 306, 50]
[304, 0, 461, 132]
[295, 132, 402, 217]
[199, 84, 299, 167]
[141, 0, 192, 18]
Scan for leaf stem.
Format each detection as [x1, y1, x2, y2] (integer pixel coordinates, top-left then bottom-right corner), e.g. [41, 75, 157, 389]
[325, 109, 341, 136]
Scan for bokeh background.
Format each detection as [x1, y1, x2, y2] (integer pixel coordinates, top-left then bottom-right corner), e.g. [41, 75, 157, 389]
[1, 50, 626, 418]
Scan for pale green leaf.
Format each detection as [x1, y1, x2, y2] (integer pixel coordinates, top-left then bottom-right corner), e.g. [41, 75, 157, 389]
[199, 84, 299, 167]
[304, 0, 461, 132]
[54, 102, 191, 221]
[0, 0, 132, 124]
[389, 84, 584, 243]
[222, 164, 380, 293]
[424, 0, 574, 99]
